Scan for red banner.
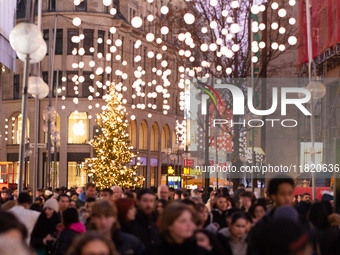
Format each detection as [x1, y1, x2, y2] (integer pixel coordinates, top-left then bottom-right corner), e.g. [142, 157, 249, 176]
[298, 0, 340, 65]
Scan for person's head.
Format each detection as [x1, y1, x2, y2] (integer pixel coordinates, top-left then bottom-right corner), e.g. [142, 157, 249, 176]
[85, 183, 96, 199]
[111, 186, 122, 200]
[174, 190, 182, 200]
[301, 193, 311, 203]
[0, 211, 28, 242]
[69, 200, 77, 209]
[195, 230, 213, 250]
[17, 192, 31, 208]
[216, 195, 228, 212]
[12, 189, 18, 198]
[36, 188, 44, 197]
[267, 177, 294, 207]
[63, 208, 80, 228]
[0, 236, 31, 255]
[195, 203, 209, 226]
[30, 203, 41, 212]
[155, 199, 168, 216]
[85, 197, 96, 213]
[71, 193, 79, 201]
[102, 188, 114, 201]
[307, 202, 329, 229]
[114, 198, 136, 223]
[43, 198, 59, 218]
[76, 187, 84, 195]
[238, 184, 245, 189]
[181, 198, 196, 211]
[66, 231, 117, 255]
[210, 190, 218, 205]
[251, 204, 266, 220]
[158, 185, 169, 200]
[136, 189, 156, 215]
[169, 187, 175, 199]
[239, 191, 253, 209]
[229, 212, 248, 240]
[181, 190, 190, 200]
[1, 190, 8, 200]
[254, 219, 312, 255]
[159, 202, 197, 244]
[90, 200, 118, 236]
[58, 194, 70, 213]
[191, 196, 202, 204]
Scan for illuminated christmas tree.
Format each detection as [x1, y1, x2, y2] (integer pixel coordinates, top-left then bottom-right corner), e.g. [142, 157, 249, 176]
[84, 85, 143, 188]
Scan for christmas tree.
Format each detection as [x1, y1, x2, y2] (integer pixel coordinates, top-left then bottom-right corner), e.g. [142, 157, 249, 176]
[84, 85, 144, 188]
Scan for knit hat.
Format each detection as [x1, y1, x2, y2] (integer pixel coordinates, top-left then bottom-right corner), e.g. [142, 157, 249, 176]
[45, 190, 53, 196]
[43, 198, 59, 213]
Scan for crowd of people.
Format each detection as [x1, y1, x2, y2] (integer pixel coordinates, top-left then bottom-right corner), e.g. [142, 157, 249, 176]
[0, 176, 340, 255]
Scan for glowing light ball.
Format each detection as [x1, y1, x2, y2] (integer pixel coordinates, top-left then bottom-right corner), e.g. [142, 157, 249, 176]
[110, 27, 116, 33]
[278, 8, 287, 17]
[160, 6, 169, 15]
[130, 18, 144, 29]
[279, 44, 285, 51]
[279, 27, 286, 34]
[288, 36, 297, 45]
[289, 18, 296, 25]
[103, 0, 112, 6]
[210, 21, 217, 29]
[115, 39, 122, 46]
[230, 23, 240, 33]
[232, 44, 239, 52]
[110, 8, 117, 15]
[161, 26, 169, 34]
[210, 0, 217, 7]
[222, 10, 228, 16]
[251, 5, 260, 14]
[147, 15, 154, 21]
[184, 13, 195, 25]
[231, 0, 239, 8]
[271, 22, 278, 30]
[201, 27, 207, 33]
[17, 40, 47, 63]
[271, 2, 278, 9]
[10, 22, 43, 54]
[271, 42, 278, 50]
[146, 33, 155, 42]
[200, 44, 208, 52]
[72, 17, 81, 26]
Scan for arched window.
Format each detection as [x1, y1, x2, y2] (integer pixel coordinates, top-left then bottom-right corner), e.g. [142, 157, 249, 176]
[150, 122, 159, 151]
[68, 112, 89, 144]
[161, 125, 170, 152]
[11, 113, 30, 145]
[139, 120, 148, 150]
[128, 120, 137, 148]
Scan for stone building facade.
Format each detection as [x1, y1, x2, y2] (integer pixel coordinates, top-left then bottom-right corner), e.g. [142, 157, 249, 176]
[1, 0, 183, 188]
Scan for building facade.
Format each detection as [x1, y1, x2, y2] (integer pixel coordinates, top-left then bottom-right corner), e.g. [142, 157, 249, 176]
[1, 0, 184, 189]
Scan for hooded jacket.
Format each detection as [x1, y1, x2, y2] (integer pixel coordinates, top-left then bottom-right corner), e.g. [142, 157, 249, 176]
[218, 227, 247, 255]
[53, 222, 86, 255]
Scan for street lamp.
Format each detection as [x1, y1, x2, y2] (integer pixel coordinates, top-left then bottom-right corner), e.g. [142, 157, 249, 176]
[305, 0, 326, 200]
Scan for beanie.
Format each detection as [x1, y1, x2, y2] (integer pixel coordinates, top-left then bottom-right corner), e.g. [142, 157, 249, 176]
[43, 198, 59, 213]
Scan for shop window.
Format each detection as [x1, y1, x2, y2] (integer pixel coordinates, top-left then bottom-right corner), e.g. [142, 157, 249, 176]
[55, 29, 63, 55]
[68, 161, 87, 188]
[139, 120, 148, 150]
[13, 74, 20, 99]
[128, 120, 137, 148]
[43, 30, 49, 55]
[67, 29, 79, 55]
[84, 29, 94, 55]
[11, 114, 30, 145]
[161, 125, 170, 152]
[49, 0, 55, 11]
[68, 112, 89, 144]
[98, 30, 105, 54]
[53, 71, 62, 97]
[151, 122, 159, 151]
[82, 72, 92, 98]
[76, 0, 87, 11]
[67, 72, 78, 97]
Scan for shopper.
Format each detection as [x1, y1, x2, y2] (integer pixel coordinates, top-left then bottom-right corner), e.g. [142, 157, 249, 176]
[53, 208, 86, 255]
[30, 198, 61, 255]
[144, 202, 210, 255]
[89, 199, 145, 255]
[65, 231, 117, 255]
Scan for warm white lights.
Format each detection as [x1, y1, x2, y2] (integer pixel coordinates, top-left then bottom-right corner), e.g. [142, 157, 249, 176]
[131, 16, 143, 28]
[73, 17, 81, 26]
[288, 36, 297, 45]
[184, 13, 195, 25]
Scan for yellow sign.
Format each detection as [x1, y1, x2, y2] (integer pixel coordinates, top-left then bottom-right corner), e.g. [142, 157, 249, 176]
[183, 167, 190, 175]
[168, 166, 174, 175]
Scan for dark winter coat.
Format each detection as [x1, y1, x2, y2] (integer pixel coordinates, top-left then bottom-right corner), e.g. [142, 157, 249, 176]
[211, 210, 228, 229]
[30, 211, 61, 254]
[131, 210, 161, 249]
[144, 237, 212, 255]
[295, 201, 311, 218]
[53, 222, 86, 255]
[113, 229, 145, 255]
